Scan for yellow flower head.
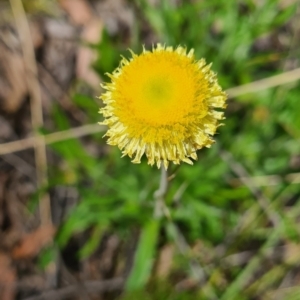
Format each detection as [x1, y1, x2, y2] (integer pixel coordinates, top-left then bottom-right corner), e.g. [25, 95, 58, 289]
[99, 44, 227, 169]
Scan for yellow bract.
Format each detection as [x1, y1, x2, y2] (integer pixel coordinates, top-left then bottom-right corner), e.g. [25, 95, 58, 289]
[99, 44, 227, 169]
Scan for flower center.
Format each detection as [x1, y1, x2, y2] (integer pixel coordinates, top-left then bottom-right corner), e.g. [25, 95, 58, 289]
[113, 50, 208, 128]
[144, 76, 172, 105]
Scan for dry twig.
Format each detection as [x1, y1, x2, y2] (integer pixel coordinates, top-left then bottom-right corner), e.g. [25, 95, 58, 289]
[0, 124, 106, 156]
[226, 67, 300, 98]
[22, 278, 124, 300]
[10, 0, 55, 288]
[10, 0, 50, 226]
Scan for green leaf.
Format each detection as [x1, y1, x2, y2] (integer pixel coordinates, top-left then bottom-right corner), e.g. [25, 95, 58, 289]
[79, 225, 105, 259]
[126, 218, 160, 290]
[282, 217, 300, 242]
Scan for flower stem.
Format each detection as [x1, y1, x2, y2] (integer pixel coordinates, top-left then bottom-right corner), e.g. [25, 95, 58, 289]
[154, 166, 170, 218]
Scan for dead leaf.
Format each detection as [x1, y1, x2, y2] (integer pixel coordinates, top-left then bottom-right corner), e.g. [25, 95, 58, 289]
[59, 0, 93, 26]
[0, 252, 16, 300]
[76, 18, 103, 89]
[156, 244, 174, 278]
[283, 242, 300, 265]
[0, 44, 27, 114]
[12, 225, 56, 260]
[29, 19, 44, 49]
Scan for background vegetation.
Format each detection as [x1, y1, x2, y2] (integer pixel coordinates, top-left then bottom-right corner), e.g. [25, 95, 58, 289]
[1, 0, 300, 299]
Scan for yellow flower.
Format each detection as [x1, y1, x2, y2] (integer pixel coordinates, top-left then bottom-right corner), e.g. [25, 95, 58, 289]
[99, 44, 227, 169]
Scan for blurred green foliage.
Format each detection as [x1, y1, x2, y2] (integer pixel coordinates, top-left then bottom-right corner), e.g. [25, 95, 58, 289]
[44, 0, 300, 299]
